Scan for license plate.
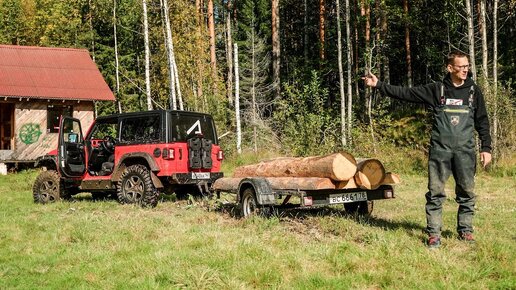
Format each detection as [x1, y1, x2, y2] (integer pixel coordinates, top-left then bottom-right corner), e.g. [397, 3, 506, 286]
[191, 172, 210, 179]
[329, 192, 367, 204]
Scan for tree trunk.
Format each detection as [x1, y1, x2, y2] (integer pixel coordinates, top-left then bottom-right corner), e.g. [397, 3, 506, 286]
[234, 43, 241, 154]
[113, 0, 122, 113]
[303, 0, 308, 61]
[233, 152, 357, 181]
[162, 0, 177, 110]
[492, 0, 498, 160]
[272, 0, 281, 99]
[208, 0, 217, 85]
[213, 177, 336, 191]
[172, 54, 183, 110]
[354, 158, 386, 190]
[195, 0, 204, 110]
[381, 0, 389, 84]
[353, 0, 359, 106]
[480, 0, 488, 81]
[251, 25, 258, 153]
[403, 0, 412, 87]
[88, 0, 96, 62]
[345, 0, 353, 145]
[465, 0, 477, 80]
[226, 2, 234, 106]
[361, 0, 371, 116]
[142, 0, 153, 110]
[337, 0, 347, 147]
[319, 0, 326, 61]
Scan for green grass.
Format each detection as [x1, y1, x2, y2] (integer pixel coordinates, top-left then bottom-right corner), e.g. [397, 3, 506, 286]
[1, 170, 515, 289]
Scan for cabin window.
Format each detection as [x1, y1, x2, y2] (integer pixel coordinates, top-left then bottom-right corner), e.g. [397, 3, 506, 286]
[47, 105, 73, 133]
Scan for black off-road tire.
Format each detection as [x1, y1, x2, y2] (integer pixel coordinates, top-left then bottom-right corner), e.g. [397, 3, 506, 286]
[344, 200, 374, 216]
[238, 188, 272, 218]
[116, 164, 159, 208]
[33, 170, 64, 204]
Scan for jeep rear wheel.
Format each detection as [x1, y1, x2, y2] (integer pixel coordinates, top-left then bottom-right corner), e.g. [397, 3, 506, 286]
[33, 170, 63, 204]
[117, 165, 159, 208]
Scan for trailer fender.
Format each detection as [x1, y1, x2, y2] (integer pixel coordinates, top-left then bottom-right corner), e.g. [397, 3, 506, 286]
[237, 178, 275, 206]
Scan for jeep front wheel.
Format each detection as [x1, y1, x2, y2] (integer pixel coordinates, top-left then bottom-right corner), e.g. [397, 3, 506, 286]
[117, 165, 159, 208]
[33, 170, 62, 204]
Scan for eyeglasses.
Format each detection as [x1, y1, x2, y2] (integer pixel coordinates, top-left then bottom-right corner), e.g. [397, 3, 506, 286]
[453, 64, 471, 70]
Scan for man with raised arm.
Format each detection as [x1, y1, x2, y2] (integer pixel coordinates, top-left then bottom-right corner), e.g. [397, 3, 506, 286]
[363, 51, 492, 248]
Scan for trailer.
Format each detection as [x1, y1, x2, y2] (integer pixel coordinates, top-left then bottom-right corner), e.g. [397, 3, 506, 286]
[212, 177, 396, 218]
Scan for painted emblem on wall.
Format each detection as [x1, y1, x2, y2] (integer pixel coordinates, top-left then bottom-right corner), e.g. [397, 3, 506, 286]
[41, 135, 53, 148]
[19, 123, 42, 145]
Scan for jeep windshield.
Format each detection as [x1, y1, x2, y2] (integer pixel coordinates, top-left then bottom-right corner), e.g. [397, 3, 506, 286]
[169, 113, 217, 144]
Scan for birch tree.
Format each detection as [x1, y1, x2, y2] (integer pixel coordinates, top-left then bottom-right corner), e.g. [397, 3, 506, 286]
[336, 0, 347, 146]
[345, 0, 353, 142]
[143, 0, 153, 110]
[226, 2, 234, 106]
[465, 0, 477, 80]
[480, 0, 488, 81]
[113, 0, 122, 113]
[234, 43, 242, 154]
[195, 0, 204, 109]
[161, 0, 177, 110]
[492, 0, 499, 159]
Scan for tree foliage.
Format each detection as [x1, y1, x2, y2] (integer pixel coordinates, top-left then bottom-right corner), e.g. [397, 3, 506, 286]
[0, 0, 514, 164]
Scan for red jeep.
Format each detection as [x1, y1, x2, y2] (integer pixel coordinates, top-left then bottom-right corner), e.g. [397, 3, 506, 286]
[32, 110, 224, 207]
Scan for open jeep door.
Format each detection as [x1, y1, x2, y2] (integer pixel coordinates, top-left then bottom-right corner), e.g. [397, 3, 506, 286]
[58, 117, 86, 177]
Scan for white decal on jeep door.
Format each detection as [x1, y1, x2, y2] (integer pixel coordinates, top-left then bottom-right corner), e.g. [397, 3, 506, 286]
[187, 120, 202, 135]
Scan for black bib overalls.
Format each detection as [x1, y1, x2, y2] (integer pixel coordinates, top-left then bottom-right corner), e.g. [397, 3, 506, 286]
[425, 85, 477, 236]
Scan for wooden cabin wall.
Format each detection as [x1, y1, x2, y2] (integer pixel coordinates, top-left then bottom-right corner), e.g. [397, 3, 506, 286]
[11, 100, 94, 161]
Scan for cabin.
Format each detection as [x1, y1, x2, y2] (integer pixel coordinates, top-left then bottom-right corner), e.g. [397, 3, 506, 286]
[0, 45, 115, 172]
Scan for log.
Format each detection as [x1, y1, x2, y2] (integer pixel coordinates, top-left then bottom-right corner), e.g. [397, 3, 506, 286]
[354, 158, 386, 190]
[232, 152, 357, 181]
[335, 178, 358, 189]
[212, 177, 336, 191]
[381, 172, 401, 185]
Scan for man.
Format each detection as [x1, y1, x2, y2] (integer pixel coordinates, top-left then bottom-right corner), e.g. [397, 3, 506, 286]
[363, 51, 492, 248]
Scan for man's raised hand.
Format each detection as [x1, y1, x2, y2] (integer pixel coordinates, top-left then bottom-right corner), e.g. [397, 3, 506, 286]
[362, 73, 378, 87]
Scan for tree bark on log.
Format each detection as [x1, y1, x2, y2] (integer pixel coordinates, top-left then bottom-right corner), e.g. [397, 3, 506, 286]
[213, 177, 336, 191]
[354, 158, 385, 189]
[232, 152, 357, 181]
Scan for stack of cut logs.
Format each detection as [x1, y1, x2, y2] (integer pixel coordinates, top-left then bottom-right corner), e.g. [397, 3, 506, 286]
[217, 152, 400, 191]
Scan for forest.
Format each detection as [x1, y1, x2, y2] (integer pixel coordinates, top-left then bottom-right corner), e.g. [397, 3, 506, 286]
[0, 0, 514, 171]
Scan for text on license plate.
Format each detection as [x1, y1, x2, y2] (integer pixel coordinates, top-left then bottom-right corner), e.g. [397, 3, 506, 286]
[192, 172, 210, 179]
[329, 192, 367, 204]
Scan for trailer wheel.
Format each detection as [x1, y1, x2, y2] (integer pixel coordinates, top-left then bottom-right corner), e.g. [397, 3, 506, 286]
[344, 201, 374, 216]
[239, 188, 271, 218]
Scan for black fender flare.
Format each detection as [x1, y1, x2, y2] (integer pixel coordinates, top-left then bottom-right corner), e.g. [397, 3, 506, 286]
[237, 178, 275, 206]
[34, 155, 57, 170]
[111, 152, 163, 188]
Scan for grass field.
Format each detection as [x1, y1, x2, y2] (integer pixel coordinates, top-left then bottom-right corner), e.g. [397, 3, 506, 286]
[0, 170, 515, 289]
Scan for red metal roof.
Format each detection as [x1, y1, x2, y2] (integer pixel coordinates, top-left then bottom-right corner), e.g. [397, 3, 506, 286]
[0, 45, 115, 101]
